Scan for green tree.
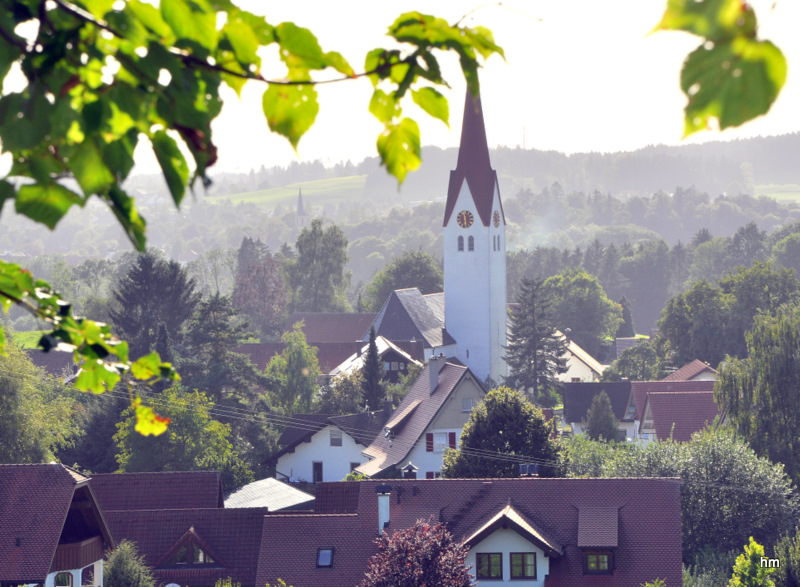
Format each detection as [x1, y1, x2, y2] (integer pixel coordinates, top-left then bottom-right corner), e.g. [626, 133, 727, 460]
[773, 529, 800, 587]
[716, 302, 800, 485]
[504, 277, 567, 401]
[287, 219, 351, 312]
[364, 250, 443, 311]
[772, 233, 800, 278]
[385, 363, 422, 407]
[265, 322, 320, 412]
[109, 251, 200, 358]
[361, 326, 385, 410]
[584, 391, 619, 442]
[616, 295, 635, 338]
[442, 387, 560, 479]
[601, 339, 666, 382]
[543, 268, 622, 360]
[0, 337, 76, 463]
[314, 371, 365, 416]
[360, 520, 472, 587]
[104, 540, 156, 587]
[232, 237, 287, 340]
[729, 537, 776, 587]
[115, 388, 253, 489]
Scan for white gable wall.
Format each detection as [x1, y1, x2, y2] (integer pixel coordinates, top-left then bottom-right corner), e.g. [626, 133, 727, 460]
[465, 528, 550, 585]
[275, 424, 365, 483]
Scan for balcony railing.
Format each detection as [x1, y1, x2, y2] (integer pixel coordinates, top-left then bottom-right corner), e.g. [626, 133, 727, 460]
[52, 536, 104, 572]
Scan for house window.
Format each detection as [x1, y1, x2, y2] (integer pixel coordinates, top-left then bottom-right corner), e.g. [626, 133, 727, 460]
[330, 429, 343, 447]
[425, 471, 442, 479]
[510, 552, 536, 579]
[55, 573, 72, 587]
[468, 236, 474, 251]
[391, 362, 398, 370]
[458, 236, 464, 251]
[317, 547, 334, 568]
[462, 398, 473, 412]
[162, 542, 216, 567]
[384, 362, 391, 371]
[476, 553, 503, 580]
[433, 432, 447, 452]
[583, 549, 614, 574]
[313, 461, 323, 483]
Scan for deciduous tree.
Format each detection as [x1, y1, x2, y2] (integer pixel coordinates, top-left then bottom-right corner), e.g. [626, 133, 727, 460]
[364, 250, 443, 311]
[232, 238, 287, 340]
[601, 339, 666, 382]
[265, 322, 320, 413]
[442, 387, 560, 479]
[360, 520, 472, 587]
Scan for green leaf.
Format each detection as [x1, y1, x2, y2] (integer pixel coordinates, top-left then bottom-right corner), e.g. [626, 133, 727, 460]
[656, 0, 756, 41]
[74, 359, 122, 393]
[0, 261, 34, 313]
[681, 38, 786, 136]
[324, 51, 354, 77]
[79, 0, 115, 19]
[70, 140, 116, 196]
[133, 397, 170, 436]
[127, 0, 174, 41]
[16, 184, 84, 229]
[275, 22, 327, 75]
[262, 84, 318, 149]
[411, 87, 449, 127]
[223, 13, 260, 68]
[106, 186, 147, 250]
[376, 117, 421, 184]
[151, 129, 189, 206]
[369, 89, 400, 124]
[0, 327, 5, 354]
[131, 351, 162, 380]
[161, 0, 217, 53]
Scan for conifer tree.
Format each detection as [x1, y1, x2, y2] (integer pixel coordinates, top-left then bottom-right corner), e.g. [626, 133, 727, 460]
[616, 296, 635, 338]
[504, 277, 567, 401]
[584, 391, 620, 442]
[361, 326, 385, 410]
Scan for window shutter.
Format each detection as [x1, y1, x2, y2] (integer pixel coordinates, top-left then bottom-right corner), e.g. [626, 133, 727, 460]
[426, 433, 434, 452]
[449, 432, 457, 449]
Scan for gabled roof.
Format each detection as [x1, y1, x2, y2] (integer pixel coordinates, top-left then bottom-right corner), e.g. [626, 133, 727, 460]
[631, 380, 716, 422]
[264, 477, 682, 587]
[563, 381, 634, 424]
[443, 89, 504, 228]
[103, 507, 268, 587]
[0, 464, 109, 582]
[235, 341, 363, 374]
[465, 503, 562, 557]
[224, 478, 314, 511]
[370, 288, 455, 349]
[662, 359, 719, 381]
[357, 361, 480, 477]
[563, 334, 605, 376]
[641, 391, 721, 441]
[329, 336, 421, 378]
[286, 312, 377, 343]
[90, 471, 224, 511]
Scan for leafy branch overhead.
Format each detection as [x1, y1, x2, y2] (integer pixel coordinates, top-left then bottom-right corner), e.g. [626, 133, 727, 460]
[655, 0, 787, 136]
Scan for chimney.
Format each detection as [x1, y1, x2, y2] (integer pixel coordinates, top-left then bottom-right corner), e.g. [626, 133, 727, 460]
[429, 354, 445, 394]
[383, 400, 393, 421]
[376, 485, 392, 535]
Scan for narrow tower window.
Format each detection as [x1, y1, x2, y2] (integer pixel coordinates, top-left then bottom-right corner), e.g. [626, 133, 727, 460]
[468, 236, 474, 251]
[458, 236, 464, 251]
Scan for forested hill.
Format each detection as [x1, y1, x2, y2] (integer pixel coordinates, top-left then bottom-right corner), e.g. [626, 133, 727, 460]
[360, 132, 800, 201]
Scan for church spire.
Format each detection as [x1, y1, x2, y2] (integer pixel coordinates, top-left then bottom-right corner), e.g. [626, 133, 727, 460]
[443, 87, 500, 227]
[297, 188, 306, 216]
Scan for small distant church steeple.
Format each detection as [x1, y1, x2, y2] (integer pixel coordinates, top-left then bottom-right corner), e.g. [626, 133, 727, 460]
[443, 86, 507, 384]
[295, 188, 307, 230]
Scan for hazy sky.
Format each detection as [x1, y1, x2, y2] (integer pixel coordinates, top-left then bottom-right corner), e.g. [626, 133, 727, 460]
[38, 1, 800, 174]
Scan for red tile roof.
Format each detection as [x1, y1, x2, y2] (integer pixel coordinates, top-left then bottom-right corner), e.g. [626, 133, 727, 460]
[662, 359, 719, 381]
[443, 90, 505, 228]
[103, 508, 268, 587]
[260, 477, 682, 587]
[0, 464, 99, 582]
[90, 471, 224, 511]
[631, 380, 715, 421]
[235, 341, 363, 374]
[357, 360, 479, 477]
[643, 391, 722, 441]
[286, 312, 377, 343]
[577, 507, 619, 547]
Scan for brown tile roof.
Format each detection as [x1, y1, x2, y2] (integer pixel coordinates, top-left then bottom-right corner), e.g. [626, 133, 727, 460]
[235, 341, 363, 374]
[26, 349, 77, 378]
[0, 464, 93, 581]
[90, 471, 224, 511]
[631, 380, 716, 422]
[443, 90, 505, 228]
[286, 312, 377, 343]
[662, 359, 719, 381]
[577, 507, 619, 547]
[103, 507, 268, 587]
[563, 381, 633, 423]
[261, 477, 682, 587]
[643, 391, 722, 441]
[356, 361, 477, 477]
[370, 288, 455, 349]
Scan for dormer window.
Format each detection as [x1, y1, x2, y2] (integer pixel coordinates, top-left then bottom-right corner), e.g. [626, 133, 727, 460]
[317, 547, 334, 568]
[583, 549, 614, 574]
[156, 528, 223, 569]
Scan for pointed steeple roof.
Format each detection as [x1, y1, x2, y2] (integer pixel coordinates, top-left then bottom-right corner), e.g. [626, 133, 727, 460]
[297, 188, 306, 216]
[443, 88, 504, 227]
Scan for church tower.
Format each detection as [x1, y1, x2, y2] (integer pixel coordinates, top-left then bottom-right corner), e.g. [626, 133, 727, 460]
[294, 188, 308, 231]
[443, 88, 507, 384]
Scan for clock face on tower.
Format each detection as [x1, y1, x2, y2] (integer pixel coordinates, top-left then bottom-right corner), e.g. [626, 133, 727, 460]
[456, 210, 474, 228]
[493, 210, 500, 227]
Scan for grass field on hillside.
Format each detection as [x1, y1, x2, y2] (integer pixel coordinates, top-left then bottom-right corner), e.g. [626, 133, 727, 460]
[211, 175, 367, 209]
[755, 184, 800, 203]
[11, 330, 45, 349]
